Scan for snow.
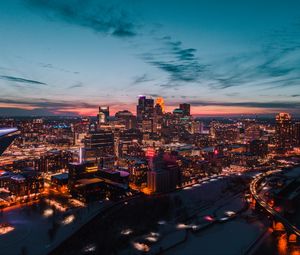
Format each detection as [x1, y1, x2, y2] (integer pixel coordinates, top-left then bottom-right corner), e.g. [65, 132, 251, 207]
[164, 220, 265, 255]
[0, 200, 111, 255]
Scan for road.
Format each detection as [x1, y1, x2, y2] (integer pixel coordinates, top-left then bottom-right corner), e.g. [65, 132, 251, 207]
[250, 170, 300, 236]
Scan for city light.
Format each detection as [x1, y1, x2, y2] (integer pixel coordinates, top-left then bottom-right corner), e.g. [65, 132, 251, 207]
[0, 3, 299, 254]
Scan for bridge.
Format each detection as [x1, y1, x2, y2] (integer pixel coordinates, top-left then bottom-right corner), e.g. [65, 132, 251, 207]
[250, 170, 300, 244]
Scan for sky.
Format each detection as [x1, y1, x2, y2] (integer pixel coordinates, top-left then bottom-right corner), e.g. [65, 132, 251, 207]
[0, 0, 300, 117]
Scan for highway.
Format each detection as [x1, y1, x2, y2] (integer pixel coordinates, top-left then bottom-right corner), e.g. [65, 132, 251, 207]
[250, 170, 300, 236]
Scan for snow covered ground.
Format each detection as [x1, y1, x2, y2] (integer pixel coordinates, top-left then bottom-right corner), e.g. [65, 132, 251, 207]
[0, 200, 111, 255]
[121, 174, 267, 255]
[164, 219, 265, 255]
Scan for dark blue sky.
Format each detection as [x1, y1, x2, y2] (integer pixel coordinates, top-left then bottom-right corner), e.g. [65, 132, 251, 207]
[0, 0, 300, 116]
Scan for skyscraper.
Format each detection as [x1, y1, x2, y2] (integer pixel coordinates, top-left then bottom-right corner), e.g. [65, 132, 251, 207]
[115, 110, 137, 129]
[137, 96, 154, 121]
[179, 103, 191, 116]
[155, 97, 165, 113]
[275, 112, 292, 152]
[137, 96, 154, 132]
[98, 106, 110, 124]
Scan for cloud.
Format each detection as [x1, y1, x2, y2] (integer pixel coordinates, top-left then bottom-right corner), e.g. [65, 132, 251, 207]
[26, 0, 137, 38]
[173, 100, 300, 109]
[208, 23, 300, 90]
[291, 94, 300, 97]
[0, 107, 74, 116]
[68, 82, 84, 89]
[142, 36, 207, 83]
[0, 75, 47, 85]
[0, 97, 97, 110]
[132, 74, 153, 84]
[39, 62, 79, 74]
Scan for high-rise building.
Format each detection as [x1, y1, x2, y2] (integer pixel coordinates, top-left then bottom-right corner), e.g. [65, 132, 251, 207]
[275, 112, 292, 152]
[137, 96, 154, 121]
[244, 121, 261, 142]
[98, 106, 110, 124]
[115, 110, 137, 129]
[137, 96, 154, 132]
[147, 151, 181, 193]
[155, 97, 165, 113]
[179, 103, 191, 116]
[84, 130, 114, 163]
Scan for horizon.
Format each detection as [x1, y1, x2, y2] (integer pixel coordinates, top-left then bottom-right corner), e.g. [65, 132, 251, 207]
[0, 0, 300, 117]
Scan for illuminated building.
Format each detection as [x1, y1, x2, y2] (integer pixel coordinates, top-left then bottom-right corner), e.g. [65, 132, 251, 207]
[51, 173, 69, 188]
[155, 97, 165, 113]
[115, 110, 137, 129]
[68, 161, 100, 190]
[244, 120, 261, 142]
[153, 104, 163, 134]
[147, 151, 181, 193]
[98, 106, 110, 124]
[136, 96, 154, 123]
[84, 130, 115, 162]
[173, 108, 184, 117]
[179, 103, 191, 116]
[142, 119, 153, 133]
[9, 170, 44, 196]
[118, 129, 142, 157]
[275, 113, 292, 152]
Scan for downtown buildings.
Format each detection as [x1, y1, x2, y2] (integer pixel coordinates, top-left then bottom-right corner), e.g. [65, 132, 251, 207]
[0, 98, 299, 204]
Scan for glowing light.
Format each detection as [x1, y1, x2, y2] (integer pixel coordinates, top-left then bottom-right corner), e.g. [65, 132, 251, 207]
[79, 147, 83, 163]
[0, 223, 14, 235]
[45, 199, 66, 212]
[121, 229, 133, 235]
[146, 147, 155, 158]
[278, 234, 288, 255]
[62, 214, 75, 225]
[43, 209, 54, 217]
[144, 232, 160, 242]
[177, 223, 189, 229]
[224, 211, 236, 217]
[145, 236, 158, 242]
[204, 215, 214, 222]
[83, 244, 96, 253]
[133, 242, 150, 252]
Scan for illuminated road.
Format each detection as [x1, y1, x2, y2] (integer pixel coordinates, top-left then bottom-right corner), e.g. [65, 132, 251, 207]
[250, 170, 300, 237]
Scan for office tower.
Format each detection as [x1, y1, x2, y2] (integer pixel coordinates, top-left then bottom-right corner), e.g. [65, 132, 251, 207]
[98, 106, 110, 124]
[84, 130, 114, 162]
[147, 151, 181, 193]
[137, 96, 154, 132]
[275, 112, 292, 152]
[179, 103, 191, 116]
[244, 121, 261, 142]
[115, 110, 137, 129]
[153, 103, 163, 134]
[155, 97, 165, 113]
[137, 96, 154, 121]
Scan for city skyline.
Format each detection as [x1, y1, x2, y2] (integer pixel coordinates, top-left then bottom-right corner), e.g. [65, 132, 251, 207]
[1, 0, 300, 117]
